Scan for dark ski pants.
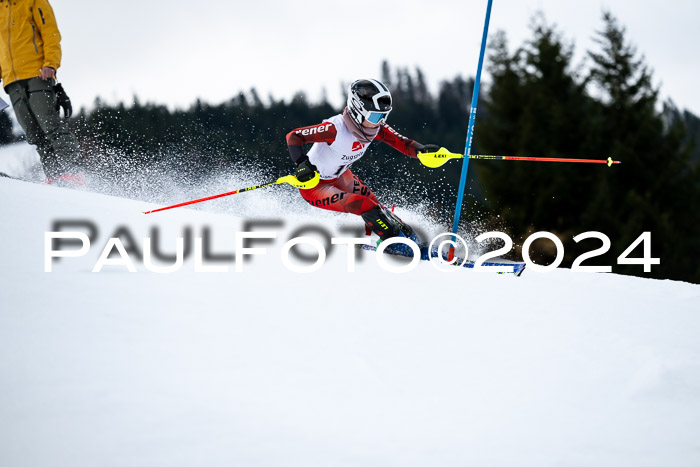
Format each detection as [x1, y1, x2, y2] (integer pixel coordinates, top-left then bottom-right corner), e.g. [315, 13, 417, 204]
[5, 77, 81, 179]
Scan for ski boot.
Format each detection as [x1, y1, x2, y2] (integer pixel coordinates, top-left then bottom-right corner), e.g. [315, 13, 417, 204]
[361, 205, 420, 257]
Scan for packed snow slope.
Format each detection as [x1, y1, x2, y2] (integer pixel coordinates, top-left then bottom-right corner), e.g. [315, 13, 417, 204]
[1, 152, 700, 467]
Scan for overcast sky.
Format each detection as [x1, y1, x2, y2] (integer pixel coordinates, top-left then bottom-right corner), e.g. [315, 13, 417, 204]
[4, 0, 698, 115]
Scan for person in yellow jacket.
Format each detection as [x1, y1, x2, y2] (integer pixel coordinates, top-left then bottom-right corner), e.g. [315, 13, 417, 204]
[0, 0, 82, 184]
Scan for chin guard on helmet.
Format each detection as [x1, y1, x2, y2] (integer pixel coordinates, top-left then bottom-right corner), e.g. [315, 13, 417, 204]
[347, 79, 392, 126]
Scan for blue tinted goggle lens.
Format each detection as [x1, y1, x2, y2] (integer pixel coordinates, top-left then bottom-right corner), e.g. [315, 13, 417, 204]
[366, 111, 388, 124]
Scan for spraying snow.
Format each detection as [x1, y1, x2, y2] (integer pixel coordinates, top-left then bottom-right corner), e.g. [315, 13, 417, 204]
[1, 143, 699, 467]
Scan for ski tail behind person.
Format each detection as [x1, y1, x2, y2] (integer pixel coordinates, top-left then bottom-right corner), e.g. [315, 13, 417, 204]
[285, 78, 441, 253]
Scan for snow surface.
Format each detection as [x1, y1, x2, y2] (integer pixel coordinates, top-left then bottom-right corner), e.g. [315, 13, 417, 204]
[1, 145, 700, 467]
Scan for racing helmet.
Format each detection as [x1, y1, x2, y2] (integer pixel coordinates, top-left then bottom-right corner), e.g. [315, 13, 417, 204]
[346, 79, 392, 125]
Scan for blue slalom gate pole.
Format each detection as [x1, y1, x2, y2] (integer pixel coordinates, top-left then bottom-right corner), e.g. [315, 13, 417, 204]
[450, 0, 493, 257]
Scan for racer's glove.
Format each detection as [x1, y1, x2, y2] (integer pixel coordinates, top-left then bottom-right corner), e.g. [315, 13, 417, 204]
[54, 83, 73, 118]
[295, 158, 318, 183]
[417, 143, 440, 154]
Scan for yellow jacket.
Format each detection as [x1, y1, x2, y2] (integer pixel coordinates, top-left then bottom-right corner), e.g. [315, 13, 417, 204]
[0, 0, 62, 86]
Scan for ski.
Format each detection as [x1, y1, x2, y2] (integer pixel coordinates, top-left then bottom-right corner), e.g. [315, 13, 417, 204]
[0, 171, 34, 183]
[0, 171, 88, 187]
[0, 172, 44, 184]
[0, 171, 19, 180]
[359, 242, 526, 276]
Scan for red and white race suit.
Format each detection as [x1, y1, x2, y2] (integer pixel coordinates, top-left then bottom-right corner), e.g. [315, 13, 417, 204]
[286, 114, 422, 215]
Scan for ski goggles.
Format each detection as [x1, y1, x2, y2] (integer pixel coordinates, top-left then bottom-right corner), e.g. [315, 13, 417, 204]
[365, 110, 390, 124]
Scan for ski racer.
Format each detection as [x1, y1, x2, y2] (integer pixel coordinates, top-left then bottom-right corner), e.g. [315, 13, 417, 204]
[286, 78, 439, 246]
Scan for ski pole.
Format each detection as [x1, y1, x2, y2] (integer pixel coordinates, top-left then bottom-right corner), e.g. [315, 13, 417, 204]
[142, 173, 320, 215]
[469, 154, 621, 166]
[418, 147, 621, 168]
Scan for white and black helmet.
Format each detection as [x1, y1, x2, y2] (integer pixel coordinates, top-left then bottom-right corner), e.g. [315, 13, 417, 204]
[347, 79, 392, 126]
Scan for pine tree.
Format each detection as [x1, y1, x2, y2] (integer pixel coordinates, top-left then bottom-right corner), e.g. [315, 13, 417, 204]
[478, 16, 595, 259]
[0, 111, 15, 146]
[585, 11, 700, 281]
